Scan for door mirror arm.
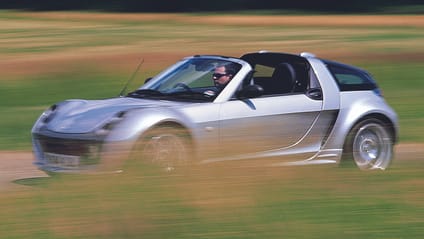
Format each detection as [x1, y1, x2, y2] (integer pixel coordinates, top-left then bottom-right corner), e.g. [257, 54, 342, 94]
[306, 88, 323, 100]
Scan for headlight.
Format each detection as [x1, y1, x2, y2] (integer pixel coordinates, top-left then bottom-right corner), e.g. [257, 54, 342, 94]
[95, 111, 127, 136]
[32, 104, 59, 132]
[41, 104, 58, 123]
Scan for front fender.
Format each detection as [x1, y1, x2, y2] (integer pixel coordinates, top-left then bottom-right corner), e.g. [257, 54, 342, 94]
[104, 107, 196, 143]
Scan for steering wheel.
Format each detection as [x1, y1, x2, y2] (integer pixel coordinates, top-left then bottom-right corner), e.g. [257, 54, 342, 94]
[173, 83, 192, 92]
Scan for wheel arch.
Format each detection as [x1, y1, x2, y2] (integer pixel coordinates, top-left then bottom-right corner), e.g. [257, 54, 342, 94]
[149, 121, 193, 139]
[340, 113, 396, 170]
[140, 120, 196, 154]
[344, 113, 398, 148]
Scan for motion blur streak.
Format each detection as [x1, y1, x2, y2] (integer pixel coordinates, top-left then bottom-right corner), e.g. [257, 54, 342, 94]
[1, 145, 424, 238]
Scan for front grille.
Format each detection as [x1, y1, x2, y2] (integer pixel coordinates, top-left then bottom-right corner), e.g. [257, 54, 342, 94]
[36, 136, 102, 165]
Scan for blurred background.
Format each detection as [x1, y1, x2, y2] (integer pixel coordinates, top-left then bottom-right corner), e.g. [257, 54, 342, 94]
[0, 1, 423, 238]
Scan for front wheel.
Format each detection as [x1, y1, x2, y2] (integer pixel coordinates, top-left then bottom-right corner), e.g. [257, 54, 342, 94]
[133, 127, 191, 172]
[342, 119, 394, 170]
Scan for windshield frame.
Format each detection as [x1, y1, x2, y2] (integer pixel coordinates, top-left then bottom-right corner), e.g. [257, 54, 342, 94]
[132, 55, 250, 103]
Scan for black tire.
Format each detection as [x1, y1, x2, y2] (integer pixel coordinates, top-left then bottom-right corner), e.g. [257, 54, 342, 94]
[342, 118, 394, 170]
[132, 126, 191, 172]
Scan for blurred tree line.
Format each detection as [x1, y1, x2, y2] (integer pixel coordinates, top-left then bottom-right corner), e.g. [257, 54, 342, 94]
[0, 0, 422, 12]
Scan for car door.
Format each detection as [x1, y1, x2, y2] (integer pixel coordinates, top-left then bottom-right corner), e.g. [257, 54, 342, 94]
[215, 58, 330, 161]
[218, 94, 323, 158]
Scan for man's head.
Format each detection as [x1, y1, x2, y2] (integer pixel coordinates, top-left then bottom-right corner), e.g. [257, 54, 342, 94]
[212, 65, 235, 88]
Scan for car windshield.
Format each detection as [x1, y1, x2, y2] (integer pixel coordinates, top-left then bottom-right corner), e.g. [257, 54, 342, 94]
[127, 57, 241, 102]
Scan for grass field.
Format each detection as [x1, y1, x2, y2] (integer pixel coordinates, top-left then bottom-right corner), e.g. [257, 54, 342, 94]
[0, 11, 423, 149]
[2, 158, 424, 238]
[0, 11, 423, 239]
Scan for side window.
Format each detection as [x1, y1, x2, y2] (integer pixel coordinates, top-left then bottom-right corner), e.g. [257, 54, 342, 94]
[327, 64, 377, 91]
[254, 64, 274, 77]
[335, 73, 364, 85]
[333, 67, 366, 85]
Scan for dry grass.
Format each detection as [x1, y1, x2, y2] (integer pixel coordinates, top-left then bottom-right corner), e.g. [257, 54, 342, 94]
[1, 12, 423, 79]
[15, 12, 424, 27]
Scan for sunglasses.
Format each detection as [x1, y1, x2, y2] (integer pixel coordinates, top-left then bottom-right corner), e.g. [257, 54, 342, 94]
[212, 73, 228, 79]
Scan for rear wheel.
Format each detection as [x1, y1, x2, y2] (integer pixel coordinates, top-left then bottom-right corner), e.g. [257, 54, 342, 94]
[342, 119, 393, 170]
[133, 126, 191, 172]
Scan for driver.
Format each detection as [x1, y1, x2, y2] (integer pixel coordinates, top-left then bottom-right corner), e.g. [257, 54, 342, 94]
[212, 64, 235, 90]
[203, 64, 237, 98]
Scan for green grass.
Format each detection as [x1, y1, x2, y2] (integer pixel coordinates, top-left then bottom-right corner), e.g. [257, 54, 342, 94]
[364, 63, 424, 142]
[0, 65, 155, 149]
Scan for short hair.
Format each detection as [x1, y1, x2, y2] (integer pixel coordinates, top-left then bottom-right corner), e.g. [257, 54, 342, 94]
[218, 63, 237, 76]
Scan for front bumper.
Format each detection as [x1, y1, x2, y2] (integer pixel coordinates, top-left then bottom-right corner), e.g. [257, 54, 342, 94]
[32, 134, 104, 173]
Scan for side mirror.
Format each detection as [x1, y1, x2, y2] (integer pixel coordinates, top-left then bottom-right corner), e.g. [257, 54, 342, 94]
[306, 88, 323, 100]
[237, 84, 264, 99]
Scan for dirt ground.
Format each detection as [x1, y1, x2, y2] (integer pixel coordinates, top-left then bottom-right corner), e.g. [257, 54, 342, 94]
[0, 143, 422, 191]
[0, 151, 47, 191]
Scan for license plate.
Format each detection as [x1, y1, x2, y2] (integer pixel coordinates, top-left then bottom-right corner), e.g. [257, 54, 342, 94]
[44, 152, 80, 169]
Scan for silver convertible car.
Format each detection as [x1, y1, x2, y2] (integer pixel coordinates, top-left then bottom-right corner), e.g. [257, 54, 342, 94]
[32, 51, 398, 173]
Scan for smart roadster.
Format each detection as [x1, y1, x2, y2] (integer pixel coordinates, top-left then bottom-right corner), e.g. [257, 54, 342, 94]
[31, 51, 398, 173]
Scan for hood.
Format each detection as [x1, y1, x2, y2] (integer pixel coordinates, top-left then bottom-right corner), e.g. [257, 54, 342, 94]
[46, 97, 184, 134]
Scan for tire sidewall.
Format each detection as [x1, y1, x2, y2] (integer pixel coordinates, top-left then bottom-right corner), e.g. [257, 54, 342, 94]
[342, 118, 393, 170]
[130, 126, 192, 172]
